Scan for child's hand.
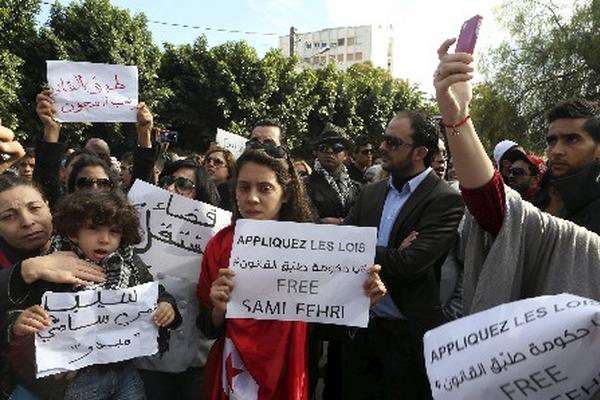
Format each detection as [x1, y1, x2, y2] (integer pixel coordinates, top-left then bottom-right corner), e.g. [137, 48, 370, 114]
[13, 305, 50, 336]
[154, 302, 175, 327]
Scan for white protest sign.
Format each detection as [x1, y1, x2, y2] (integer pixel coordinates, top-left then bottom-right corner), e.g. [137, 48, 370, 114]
[47, 60, 138, 122]
[216, 128, 248, 159]
[424, 293, 600, 400]
[127, 180, 232, 282]
[35, 282, 159, 377]
[227, 220, 377, 327]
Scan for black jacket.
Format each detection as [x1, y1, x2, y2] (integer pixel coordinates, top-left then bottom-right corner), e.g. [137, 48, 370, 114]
[344, 171, 464, 368]
[553, 162, 600, 235]
[305, 172, 361, 219]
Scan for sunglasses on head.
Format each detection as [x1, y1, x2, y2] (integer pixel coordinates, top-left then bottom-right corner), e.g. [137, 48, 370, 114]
[245, 139, 289, 159]
[245, 137, 278, 149]
[76, 177, 114, 190]
[160, 176, 196, 193]
[381, 134, 414, 149]
[317, 141, 345, 153]
[204, 156, 225, 167]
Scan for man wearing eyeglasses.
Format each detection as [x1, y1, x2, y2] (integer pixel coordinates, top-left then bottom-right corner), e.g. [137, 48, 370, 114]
[305, 126, 361, 225]
[249, 118, 285, 147]
[342, 111, 464, 399]
[506, 153, 546, 202]
[346, 135, 373, 184]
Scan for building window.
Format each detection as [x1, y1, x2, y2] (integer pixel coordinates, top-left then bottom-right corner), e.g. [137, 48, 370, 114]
[303, 57, 311, 63]
[320, 55, 326, 63]
[305, 42, 312, 49]
[330, 42, 337, 48]
[347, 37, 355, 46]
[314, 42, 320, 48]
[338, 38, 345, 46]
[347, 53, 354, 61]
[312, 57, 319, 64]
[321, 42, 327, 48]
[337, 54, 344, 62]
[355, 52, 363, 61]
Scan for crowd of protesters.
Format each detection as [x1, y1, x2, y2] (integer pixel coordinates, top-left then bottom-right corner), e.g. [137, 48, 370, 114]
[0, 36, 597, 400]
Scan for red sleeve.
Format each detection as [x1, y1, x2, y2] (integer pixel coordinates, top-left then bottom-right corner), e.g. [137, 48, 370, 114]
[197, 226, 233, 308]
[460, 170, 506, 236]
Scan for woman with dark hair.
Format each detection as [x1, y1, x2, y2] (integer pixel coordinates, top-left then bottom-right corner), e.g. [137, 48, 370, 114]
[67, 155, 119, 193]
[203, 146, 235, 186]
[158, 159, 220, 206]
[0, 175, 106, 399]
[136, 158, 221, 400]
[203, 146, 236, 211]
[196, 146, 387, 399]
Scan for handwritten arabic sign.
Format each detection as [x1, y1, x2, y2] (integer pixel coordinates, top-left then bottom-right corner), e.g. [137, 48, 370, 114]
[424, 293, 600, 399]
[35, 282, 159, 378]
[47, 60, 138, 122]
[227, 220, 377, 327]
[127, 180, 232, 282]
[216, 128, 248, 159]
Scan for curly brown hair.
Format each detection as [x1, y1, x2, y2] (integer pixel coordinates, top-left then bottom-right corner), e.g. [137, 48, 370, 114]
[53, 190, 141, 246]
[232, 149, 313, 223]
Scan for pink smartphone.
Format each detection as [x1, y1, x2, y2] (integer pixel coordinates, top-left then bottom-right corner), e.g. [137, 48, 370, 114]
[455, 15, 483, 54]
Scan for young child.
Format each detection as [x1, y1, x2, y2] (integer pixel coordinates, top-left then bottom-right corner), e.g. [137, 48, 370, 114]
[9, 190, 181, 400]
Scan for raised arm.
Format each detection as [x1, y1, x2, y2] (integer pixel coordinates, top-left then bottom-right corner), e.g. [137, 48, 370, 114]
[433, 39, 506, 235]
[433, 39, 494, 188]
[132, 102, 157, 185]
[34, 90, 65, 209]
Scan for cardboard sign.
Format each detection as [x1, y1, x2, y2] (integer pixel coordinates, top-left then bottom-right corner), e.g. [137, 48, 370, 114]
[228, 220, 377, 327]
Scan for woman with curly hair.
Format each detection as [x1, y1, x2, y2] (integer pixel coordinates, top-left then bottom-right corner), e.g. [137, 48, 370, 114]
[196, 144, 386, 399]
[8, 190, 181, 400]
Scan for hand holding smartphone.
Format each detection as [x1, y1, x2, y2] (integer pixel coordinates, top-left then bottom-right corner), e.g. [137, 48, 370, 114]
[456, 15, 483, 54]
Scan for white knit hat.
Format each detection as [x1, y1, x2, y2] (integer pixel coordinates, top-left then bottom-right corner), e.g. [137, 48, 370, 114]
[493, 140, 519, 165]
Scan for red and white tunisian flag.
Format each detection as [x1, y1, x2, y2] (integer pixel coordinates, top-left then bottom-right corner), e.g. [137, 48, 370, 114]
[222, 338, 259, 399]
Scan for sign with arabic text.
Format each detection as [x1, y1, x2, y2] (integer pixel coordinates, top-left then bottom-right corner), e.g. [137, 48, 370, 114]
[227, 220, 377, 327]
[127, 180, 232, 282]
[216, 128, 248, 159]
[424, 293, 600, 399]
[35, 282, 159, 377]
[47, 60, 138, 122]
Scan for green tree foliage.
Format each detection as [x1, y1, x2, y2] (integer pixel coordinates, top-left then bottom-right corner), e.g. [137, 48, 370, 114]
[0, 0, 40, 136]
[42, 0, 167, 149]
[0, 1, 430, 153]
[475, 0, 599, 152]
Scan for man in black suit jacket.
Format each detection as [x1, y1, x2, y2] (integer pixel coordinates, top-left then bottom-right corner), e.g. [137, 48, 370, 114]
[342, 111, 464, 399]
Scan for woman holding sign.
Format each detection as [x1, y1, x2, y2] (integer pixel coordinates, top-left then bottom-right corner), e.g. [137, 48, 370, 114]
[196, 144, 386, 400]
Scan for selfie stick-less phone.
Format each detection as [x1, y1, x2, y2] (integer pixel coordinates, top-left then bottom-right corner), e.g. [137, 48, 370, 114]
[456, 15, 483, 54]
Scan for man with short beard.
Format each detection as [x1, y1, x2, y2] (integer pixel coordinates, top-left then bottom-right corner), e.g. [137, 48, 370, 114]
[342, 111, 464, 399]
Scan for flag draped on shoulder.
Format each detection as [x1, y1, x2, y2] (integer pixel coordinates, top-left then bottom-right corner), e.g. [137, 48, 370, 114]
[198, 226, 309, 400]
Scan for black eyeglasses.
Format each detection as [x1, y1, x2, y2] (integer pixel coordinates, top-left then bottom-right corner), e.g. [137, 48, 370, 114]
[317, 142, 345, 153]
[508, 167, 529, 177]
[76, 177, 114, 190]
[160, 176, 196, 194]
[381, 134, 414, 149]
[359, 149, 374, 155]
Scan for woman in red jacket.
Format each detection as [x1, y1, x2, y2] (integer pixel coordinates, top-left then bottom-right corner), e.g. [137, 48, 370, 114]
[197, 145, 386, 400]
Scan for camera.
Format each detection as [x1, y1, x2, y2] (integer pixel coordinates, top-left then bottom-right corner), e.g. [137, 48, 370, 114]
[159, 131, 178, 143]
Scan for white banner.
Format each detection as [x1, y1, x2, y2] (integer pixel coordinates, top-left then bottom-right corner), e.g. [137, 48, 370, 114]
[216, 128, 248, 159]
[128, 180, 232, 282]
[227, 220, 377, 327]
[424, 294, 600, 400]
[35, 282, 159, 377]
[47, 60, 138, 122]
